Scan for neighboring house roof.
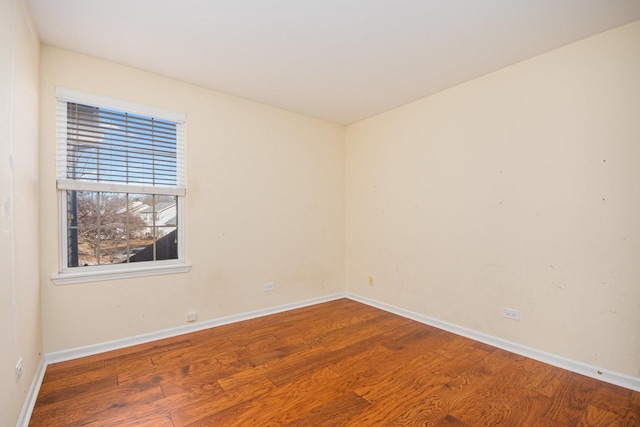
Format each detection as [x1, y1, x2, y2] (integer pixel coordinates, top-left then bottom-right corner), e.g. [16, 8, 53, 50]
[139, 201, 175, 214]
[116, 201, 150, 215]
[164, 215, 177, 226]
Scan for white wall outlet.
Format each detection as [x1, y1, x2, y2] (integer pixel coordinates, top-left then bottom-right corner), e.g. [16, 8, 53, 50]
[263, 282, 275, 292]
[187, 312, 197, 322]
[502, 308, 520, 321]
[15, 357, 23, 382]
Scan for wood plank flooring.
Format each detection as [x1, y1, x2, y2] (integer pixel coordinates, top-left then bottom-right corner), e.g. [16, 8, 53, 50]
[30, 298, 640, 426]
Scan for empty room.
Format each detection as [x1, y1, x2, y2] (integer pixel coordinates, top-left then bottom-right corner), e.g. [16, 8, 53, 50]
[2, 0, 640, 425]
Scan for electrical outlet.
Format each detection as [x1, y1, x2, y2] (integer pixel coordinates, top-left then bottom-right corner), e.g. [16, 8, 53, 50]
[263, 282, 274, 292]
[187, 312, 197, 322]
[502, 308, 520, 321]
[368, 276, 374, 286]
[15, 358, 22, 383]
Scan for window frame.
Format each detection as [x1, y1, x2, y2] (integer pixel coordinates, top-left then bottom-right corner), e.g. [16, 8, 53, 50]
[52, 88, 190, 285]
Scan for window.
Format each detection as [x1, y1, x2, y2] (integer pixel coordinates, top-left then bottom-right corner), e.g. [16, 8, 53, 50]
[53, 88, 190, 285]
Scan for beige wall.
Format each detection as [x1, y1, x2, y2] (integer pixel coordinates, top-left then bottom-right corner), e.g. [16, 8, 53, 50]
[39, 47, 345, 352]
[346, 21, 640, 377]
[0, 0, 42, 424]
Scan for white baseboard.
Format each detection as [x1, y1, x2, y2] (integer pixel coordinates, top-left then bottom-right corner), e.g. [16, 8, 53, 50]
[46, 292, 347, 364]
[347, 293, 640, 392]
[17, 356, 47, 427]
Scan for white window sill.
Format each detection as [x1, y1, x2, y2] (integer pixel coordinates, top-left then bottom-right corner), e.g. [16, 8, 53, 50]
[52, 261, 192, 285]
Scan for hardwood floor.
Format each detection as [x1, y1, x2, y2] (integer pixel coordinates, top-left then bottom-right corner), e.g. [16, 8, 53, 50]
[30, 298, 640, 426]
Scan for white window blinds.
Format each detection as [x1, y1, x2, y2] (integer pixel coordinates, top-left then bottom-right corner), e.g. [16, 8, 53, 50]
[56, 88, 185, 196]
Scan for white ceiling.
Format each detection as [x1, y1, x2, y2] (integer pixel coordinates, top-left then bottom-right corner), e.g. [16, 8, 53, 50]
[28, 0, 640, 125]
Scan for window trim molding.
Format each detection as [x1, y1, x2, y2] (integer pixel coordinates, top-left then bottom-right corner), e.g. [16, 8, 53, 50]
[53, 88, 189, 284]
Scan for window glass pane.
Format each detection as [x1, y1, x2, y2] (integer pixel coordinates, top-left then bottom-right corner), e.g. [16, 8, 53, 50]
[66, 190, 179, 267]
[124, 228, 154, 264]
[99, 228, 128, 265]
[75, 190, 98, 229]
[72, 191, 126, 265]
[155, 198, 178, 261]
[155, 196, 177, 231]
[107, 240, 130, 264]
[156, 229, 178, 261]
[101, 193, 128, 232]
[73, 190, 99, 266]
